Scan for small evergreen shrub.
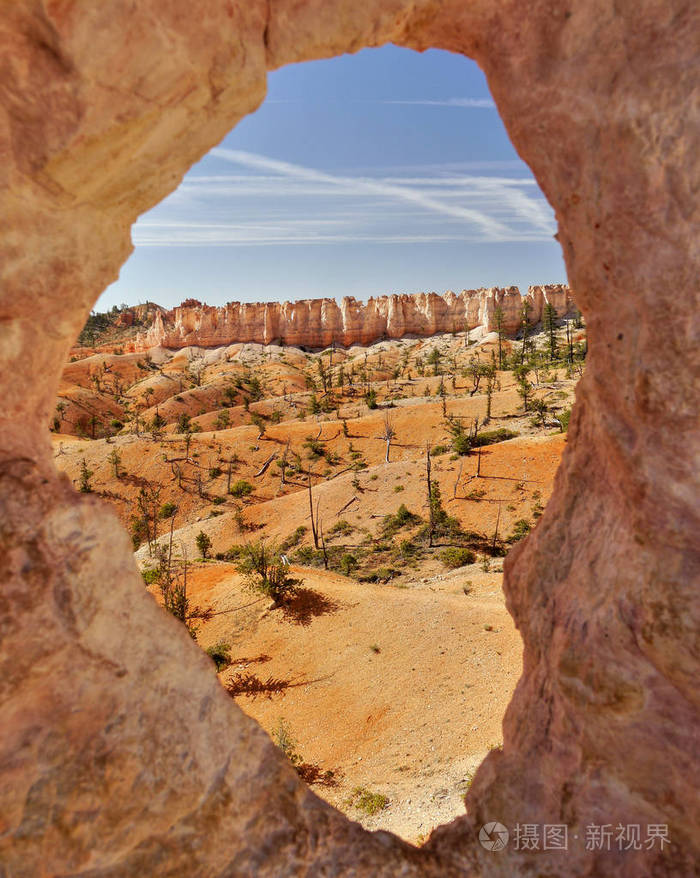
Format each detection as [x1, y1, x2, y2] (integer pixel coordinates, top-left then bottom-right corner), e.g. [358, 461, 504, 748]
[141, 568, 159, 585]
[206, 641, 231, 671]
[280, 526, 307, 552]
[440, 547, 476, 569]
[229, 480, 253, 498]
[339, 553, 358, 576]
[195, 530, 212, 558]
[471, 428, 519, 447]
[346, 787, 389, 816]
[328, 519, 353, 536]
[507, 519, 532, 543]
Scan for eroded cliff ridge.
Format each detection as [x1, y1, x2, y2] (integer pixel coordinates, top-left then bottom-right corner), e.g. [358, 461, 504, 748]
[134, 284, 575, 350]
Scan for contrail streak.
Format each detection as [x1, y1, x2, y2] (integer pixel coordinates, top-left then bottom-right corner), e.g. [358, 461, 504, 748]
[211, 148, 512, 240]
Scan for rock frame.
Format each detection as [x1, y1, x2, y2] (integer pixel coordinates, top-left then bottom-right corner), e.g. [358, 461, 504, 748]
[0, 1, 697, 875]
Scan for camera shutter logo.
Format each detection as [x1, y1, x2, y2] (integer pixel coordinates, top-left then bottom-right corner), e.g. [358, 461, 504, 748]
[479, 822, 509, 851]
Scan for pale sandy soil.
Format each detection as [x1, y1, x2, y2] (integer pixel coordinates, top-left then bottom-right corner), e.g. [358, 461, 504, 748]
[175, 561, 519, 843]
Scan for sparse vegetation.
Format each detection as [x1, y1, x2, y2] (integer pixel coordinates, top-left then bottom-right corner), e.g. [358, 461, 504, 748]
[107, 448, 122, 478]
[382, 503, 421, 537]
[141, 567, 158, 585]
[151, 542, 211, 638]
[328, 519, 354, 537]
[471, 428, 519, 447]
[346, 787, 389, 816]
[78, 458, 93, 493]
[237, 540, 302, 606]
[339, 552, 358, 576]
[507, 518, 532, 543]
[440, 547, 476, 568]
[426, 482, 462, 543]
[159, 501, 177, 519]
[272, 717, 302, 766]
[281, 525, 307, 552]
[556, 407, 571, 432]
[54, 316, 583, 833]
[229, 480, 253, 498]
[195, 530, 212, 558]
[206, 641, 232, 671]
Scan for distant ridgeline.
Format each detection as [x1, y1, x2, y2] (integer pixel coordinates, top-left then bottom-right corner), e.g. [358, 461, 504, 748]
[132, 285, 576, 352]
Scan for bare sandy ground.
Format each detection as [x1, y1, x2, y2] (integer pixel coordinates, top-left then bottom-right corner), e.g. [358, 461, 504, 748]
[177, 561, 520, 843]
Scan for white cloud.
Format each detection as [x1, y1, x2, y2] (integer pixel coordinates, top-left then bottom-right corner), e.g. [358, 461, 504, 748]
[133, 150, 556, 248]
[210, 148, 511, 239]
[381, 97, 496, 109]
[370, 160, 526, 173]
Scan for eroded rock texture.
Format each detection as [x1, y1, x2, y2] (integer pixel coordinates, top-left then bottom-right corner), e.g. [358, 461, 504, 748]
[0, 1, 697, 876]
[134, 285, 575, 350]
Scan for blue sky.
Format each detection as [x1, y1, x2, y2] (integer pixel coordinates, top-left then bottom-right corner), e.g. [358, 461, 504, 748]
[100, 46, 566, 310]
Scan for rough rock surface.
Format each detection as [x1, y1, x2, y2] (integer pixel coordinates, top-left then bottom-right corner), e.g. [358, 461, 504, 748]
[0, 1, 698, 877]
[135, 285, 575, 350]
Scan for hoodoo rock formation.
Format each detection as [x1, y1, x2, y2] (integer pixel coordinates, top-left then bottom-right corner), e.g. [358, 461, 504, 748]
[135, 285, 575, 350]
[1, 1, 697, 877]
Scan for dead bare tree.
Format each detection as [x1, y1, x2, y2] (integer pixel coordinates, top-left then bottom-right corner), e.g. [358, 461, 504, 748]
[279, 438, 290, 487]
[137, 482, 162, 556]
[254, 453, 277, 478]
[112, 375, 124, 398]
[453, 458, 463, 500]
[156, 541, 210, 638]
[308, 473, 319, 549]
[336, 496, 358, 516]
[380, 412, 396, 463]
[318, 513, 328, 569]
[187, 353, 204, 387]
[492, 502, 502, 552]
[170, 460, 183, 489]
[565, 319, 574, 364]
[425, 441, 435, 548]
[484, 361, 500, 422]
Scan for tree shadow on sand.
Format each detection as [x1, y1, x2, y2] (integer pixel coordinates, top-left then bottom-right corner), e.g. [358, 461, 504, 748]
[225, 672, 291, 699]
[296, 762, 340, 788]
[280, 587, 340, 627]
[225, 670, 335, 700]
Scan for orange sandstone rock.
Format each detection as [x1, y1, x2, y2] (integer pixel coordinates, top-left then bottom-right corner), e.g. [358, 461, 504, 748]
[0, 1, 697, 876]
[135, 285, 575, 350]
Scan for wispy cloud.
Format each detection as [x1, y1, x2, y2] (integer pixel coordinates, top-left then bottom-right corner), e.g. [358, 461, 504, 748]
[384, 160, 527, 174]
[134, 224, 473, 247]
[380, 97, 496, 109]
[132, 150, 556, 248]
[210, 148, 511, 239]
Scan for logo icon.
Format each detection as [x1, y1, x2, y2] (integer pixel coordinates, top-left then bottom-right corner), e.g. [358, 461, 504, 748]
[479, 822, 509, 851]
